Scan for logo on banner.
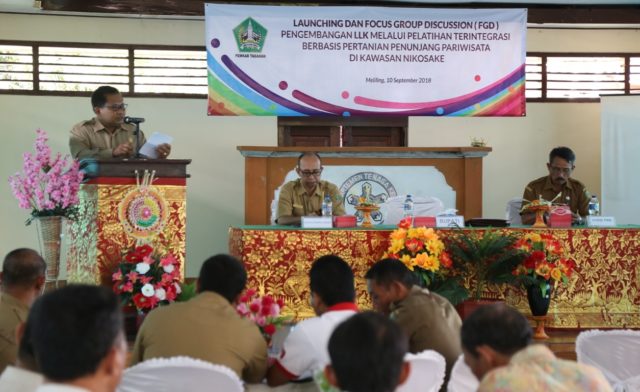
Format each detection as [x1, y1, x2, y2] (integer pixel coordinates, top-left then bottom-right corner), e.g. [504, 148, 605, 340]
[233, 17, 267, 53]
[340, 172, 398, 225]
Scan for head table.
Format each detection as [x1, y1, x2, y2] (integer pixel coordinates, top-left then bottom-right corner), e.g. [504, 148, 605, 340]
[229, 225, 640, 329]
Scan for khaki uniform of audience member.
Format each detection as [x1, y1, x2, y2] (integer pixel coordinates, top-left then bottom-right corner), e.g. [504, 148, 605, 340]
[276, 179, 345, 220]
[390, 286, 462, 378]
[130, 291, 268, 383]
[523, 176, 590, 217]
[0, 293, 29, 373]
[69, 117, 147, 160]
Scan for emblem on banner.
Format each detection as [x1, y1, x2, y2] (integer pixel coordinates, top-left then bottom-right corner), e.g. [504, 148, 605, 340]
[340, 172, 398, 225]
[234, 17, 267, 53]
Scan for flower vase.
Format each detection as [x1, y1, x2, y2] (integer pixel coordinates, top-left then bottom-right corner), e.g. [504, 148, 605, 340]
[35, 216, 64, 284]
[526, 281, 552, 316]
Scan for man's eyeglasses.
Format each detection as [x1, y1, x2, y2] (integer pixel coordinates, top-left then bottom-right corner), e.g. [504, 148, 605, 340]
[299, 169, 323, 177]
[103, 103, 128, 111]
[550, 166, 572, 175]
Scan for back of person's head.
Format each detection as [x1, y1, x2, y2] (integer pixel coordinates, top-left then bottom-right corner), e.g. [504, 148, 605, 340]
[1, 248, 46, 290]
[549, 146, 576, 164]
[29, 284, 124, 383]
[461, 303, 532, 358]
[198, 254, 247, 303]
[91, 85, 120, 108]
[310, 255, 355, 306]
[327, 312, 409, 392]
[364, 258, 416, 289]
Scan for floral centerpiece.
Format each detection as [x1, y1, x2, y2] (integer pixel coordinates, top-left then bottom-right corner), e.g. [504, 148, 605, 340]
[236, 288, 288, 339]
[8, 129, 83, 225]
[384, 217, 467, 305]
[512, 232, 576, 316]
[112, 244, 183, 313]
[354, 196, 380, 227]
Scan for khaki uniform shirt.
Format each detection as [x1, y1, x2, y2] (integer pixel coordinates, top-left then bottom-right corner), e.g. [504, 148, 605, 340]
[69, 117, 147, 160]
[390, 286, 462, 379]
[276, 179, 345, 221]
[0, 293, 29, 374]
[130, 291, 268, 383]
[522, 176, 590, 217]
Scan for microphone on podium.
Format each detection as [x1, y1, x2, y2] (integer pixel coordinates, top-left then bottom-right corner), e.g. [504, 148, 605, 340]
[124, 116, 145, 124]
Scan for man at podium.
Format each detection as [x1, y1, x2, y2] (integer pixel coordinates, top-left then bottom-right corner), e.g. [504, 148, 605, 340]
[69, 86, 171, 159]
[276, 152, 345, 226]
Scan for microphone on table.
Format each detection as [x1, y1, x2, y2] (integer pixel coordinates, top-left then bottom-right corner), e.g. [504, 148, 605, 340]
[124, 116, 145, 124]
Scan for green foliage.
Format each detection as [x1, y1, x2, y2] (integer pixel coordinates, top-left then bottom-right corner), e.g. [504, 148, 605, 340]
[177, 281, 197, 302]
[446, 229, 527, 299]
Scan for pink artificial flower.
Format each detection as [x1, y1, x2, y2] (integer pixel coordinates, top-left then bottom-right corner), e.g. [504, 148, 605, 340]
[142, 255, 154, 265]
[139, 276, 153, 285]
[160, 254, 177, 267]
[126, 271, 139, 283]
[122, 281, 134, 293]
[246, 288, 257, 297]
[112, 270, 123, 281]
[256, 316, 267, 327]
[236, 303, 249, 316]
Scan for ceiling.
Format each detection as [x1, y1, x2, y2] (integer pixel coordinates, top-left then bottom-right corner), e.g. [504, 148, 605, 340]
[0, 0, 639, 24]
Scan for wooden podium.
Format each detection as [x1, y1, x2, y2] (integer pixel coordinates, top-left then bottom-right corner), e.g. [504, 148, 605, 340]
[238, 146, 491, 224]
[67, 159, 190, 285]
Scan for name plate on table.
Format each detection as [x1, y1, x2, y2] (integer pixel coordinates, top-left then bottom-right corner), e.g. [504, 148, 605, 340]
[333, 215, 357, 228]
[301, 216, 333, 229]
[587, 216, 616, 227]
[436, 216, 465, 228]
[414, 216, 436, 227]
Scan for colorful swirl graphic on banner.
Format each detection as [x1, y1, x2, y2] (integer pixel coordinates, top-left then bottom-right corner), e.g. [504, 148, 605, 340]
[207, 49, 525, 117]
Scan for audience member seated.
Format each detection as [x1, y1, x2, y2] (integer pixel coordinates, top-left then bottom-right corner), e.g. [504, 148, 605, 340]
[325, 311, 410, 392]
[365, 258, 462, 381]
[30, 285, 127, 392]
[267, 255, 358, 386]
[131, 254, 267, 383]
[0, 317, 43, 391]
[0, 248, 45, 373]
[461, 303, 612, 392]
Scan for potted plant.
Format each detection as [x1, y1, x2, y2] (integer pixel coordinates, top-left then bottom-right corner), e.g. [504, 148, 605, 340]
[445, 229, 527, 318]
[384, 217, 467, 305]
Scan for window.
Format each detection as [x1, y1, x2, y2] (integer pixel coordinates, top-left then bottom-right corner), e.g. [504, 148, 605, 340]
[0, 41, 207, 97]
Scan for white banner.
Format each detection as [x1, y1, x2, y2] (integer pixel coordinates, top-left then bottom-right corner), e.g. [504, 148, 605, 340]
[205, 4, 527, 117]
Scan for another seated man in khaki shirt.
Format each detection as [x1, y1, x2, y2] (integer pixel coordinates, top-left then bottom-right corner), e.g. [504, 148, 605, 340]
[70, 85, 171, 160]
[276, 152, 346, 226]
[521, 146, 590, 225]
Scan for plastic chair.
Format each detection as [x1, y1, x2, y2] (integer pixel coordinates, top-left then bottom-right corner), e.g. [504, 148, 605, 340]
[447, 354, 479, 392]
[396, 350, 446, 392]
[576, 330, 640, 392]
[117, 356, 243, 392]
[505, 197, 523, 226]
[381, 196, 445, 225]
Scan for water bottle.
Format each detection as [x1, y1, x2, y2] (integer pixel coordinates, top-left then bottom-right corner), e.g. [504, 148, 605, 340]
[588, 195, 600, 216]
[322, 195, 333, 217]
[403, 194, 414, 218]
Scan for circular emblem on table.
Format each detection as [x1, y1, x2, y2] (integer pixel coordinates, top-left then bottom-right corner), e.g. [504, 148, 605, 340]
[118, 187, 168, 239]
[339, 172, 397, 225]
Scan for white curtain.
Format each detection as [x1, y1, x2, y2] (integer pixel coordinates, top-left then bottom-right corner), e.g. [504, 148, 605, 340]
[600, 95, 640, 224]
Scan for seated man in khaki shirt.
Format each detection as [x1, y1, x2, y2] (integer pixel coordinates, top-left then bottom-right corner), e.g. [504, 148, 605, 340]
[0, 249, 45, 375]
[366, 258, 462, 383]
[70, 85, 171, 160]
[276, 152, 346, 226]
[521, 146, 590, 225]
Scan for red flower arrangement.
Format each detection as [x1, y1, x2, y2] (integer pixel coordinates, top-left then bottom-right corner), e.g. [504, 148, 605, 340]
[512, 232, 576, 288]
[112, 244, 183, 313]
[236, 288, 287, 339]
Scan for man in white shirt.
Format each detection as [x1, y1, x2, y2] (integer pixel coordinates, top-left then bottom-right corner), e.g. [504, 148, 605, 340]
[0, 317, 43, 392]
[30, 285, 127, 392]
[266, 255, 358, 386]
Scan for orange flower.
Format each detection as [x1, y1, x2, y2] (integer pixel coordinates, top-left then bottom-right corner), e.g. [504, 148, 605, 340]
[398, 216, 412, 230]
[535, 261, 552, 280]
[405, 238, 424, 254]
[390, 228, 407, 241]
[550, 267, 562, 281]
[439, 251, 453, 269]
